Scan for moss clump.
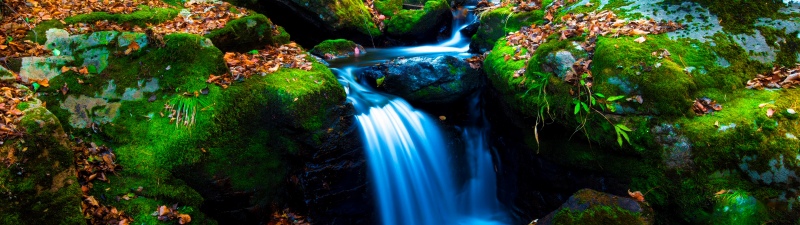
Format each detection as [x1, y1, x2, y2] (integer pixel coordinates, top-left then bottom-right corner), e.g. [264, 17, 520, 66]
[0, 106, 84, 225]
[63, 6, 180, 28]
[205, 14, 281, 52]
[757, 26, 800, 67]
[546, 189, 649, 225]
[310, 39, 360, 56]
[26, 20, 65, 44]
[384, 0, 450, 39]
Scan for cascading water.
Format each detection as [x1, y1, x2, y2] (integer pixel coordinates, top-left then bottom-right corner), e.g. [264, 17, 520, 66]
[330, 3, 509, 225]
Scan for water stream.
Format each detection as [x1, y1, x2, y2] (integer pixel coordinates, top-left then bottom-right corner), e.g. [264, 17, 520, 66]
[330, 5, 509, 225]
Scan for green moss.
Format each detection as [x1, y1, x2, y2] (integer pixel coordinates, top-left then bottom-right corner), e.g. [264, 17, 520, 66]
[553, 206, 644, 225]
[205, 14, 277, 52]
[757, 26, 800, 67]
[26, 20, 65, 44]
[331, 0, 382, 36]
[374, 0, 403, 15]
[385, 0, 450, 37]
[0, 107, 84, 225]
[272, 26, 291, 45]
[310, 39, 359, 56]
[63, 6, 180, 28]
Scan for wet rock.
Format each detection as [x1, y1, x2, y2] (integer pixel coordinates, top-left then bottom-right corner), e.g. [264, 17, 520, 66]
[459, 22, 480, 38]
[537, 189, 653, 225]
[362, 55, 482, 104]
[310, 39, 366, 59]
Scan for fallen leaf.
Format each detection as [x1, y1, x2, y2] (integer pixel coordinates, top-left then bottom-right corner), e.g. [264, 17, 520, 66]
[634, 36, 646, 43]
[628, 189, 645, 202]
[767, 108, 775, 117]
[178, 214, 192, 224]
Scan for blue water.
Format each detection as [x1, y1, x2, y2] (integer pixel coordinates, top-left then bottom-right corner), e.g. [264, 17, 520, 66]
[330, 5, 509, 225]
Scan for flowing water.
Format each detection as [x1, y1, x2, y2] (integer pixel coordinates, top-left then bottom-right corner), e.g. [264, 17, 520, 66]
[331, 5, 509, 225]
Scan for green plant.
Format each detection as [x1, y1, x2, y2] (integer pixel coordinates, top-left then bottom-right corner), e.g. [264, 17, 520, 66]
[571, 73, 632, 147]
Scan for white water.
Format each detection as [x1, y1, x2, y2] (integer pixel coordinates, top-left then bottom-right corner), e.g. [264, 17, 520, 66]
[330, 5, 509, 225]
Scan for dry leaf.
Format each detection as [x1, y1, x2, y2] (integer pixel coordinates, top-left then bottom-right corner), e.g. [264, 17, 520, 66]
[767, 108, 775, 117]
[634, 36, 646, 43]
[628, 189, 645, 202]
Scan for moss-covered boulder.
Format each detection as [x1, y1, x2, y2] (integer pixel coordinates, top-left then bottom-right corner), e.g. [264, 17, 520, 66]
[24, 26, 350, 223]
[482, 0, 800, 224]
[538, 189, 653, 225]
[205, 13, 291, 52]
[0, 85, 84, 224]
[227, 0, 381, 47]
[310, 39, 366, 59]
[359, 55, 482, 104]
[380, 0, 453, 43]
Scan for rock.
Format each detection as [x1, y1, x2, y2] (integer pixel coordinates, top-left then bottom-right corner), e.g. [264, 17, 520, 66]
[459, 22, 480, 38]
[0, 98, 84, 224]
[232, 0, 381, 46]
[205, 14, 289, 52]
[482, 1, 800, 223]
[544, 50, 578, 79]
[384, 0, 453, 43]
[362, 55, 482, 104]
[310, 39, 367, 59]
[537, 189, 653, 225]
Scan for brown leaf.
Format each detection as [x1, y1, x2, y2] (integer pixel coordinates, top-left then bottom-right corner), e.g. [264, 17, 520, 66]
[628, 189, 645, 202]
[178, 214, 192, 224]
[157, 205, 170, 216]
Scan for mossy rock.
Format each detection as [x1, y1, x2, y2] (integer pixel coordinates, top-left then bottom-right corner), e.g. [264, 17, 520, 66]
[538, 189, 653, 225]
[33, 28, 346, 222]
[383, 0, 452, 42]
[310, 39, 366, 58]
[206, 13, 290, 52]
[0, 104, 83, 225]
[482, 2, 800, 223]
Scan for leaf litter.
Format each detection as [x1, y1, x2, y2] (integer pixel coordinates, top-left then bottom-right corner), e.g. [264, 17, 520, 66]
[213, 42, 313, 88]
[503, 0, 683, 88]
[71, 139, 134, 224]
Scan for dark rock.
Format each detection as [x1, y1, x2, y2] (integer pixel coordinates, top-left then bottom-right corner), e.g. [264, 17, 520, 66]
[361, 55, 482, 104]
[298, 103, 374, 224]
[537, 189, 653, 225]
[460, 22, 480, 38]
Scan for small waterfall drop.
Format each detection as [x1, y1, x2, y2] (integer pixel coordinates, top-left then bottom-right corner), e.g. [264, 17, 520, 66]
[329, 3, 509, 224]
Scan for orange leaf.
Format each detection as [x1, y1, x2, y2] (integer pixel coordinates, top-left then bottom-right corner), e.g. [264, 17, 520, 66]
[79, 67, 89, 75]
[178, 214, 192, 224]
[31, 78, 50, 87]
[628, 189, 645, 202]
[61, 66, 70, 73]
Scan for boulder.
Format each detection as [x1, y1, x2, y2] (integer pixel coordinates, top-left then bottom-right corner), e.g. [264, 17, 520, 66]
[482, 0, 800, 223]
[537, 189, 653, 225]
[0, 77, 83, 224]
[382, 0, 453, 43]
[310, 39, 367, 59]
[361, 55, 482, 104]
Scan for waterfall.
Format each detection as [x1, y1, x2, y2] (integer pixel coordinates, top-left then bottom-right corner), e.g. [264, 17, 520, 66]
[328, 2, 509, 224]
[335, 68, 508, 225]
